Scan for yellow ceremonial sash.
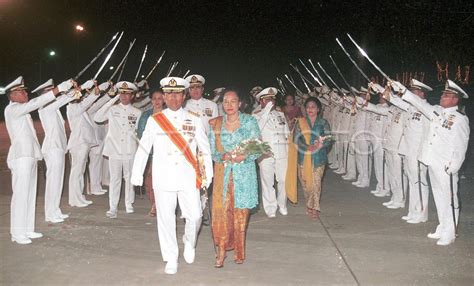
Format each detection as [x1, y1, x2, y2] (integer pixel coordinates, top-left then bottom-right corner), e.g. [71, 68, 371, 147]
[285, 117, 314, 203]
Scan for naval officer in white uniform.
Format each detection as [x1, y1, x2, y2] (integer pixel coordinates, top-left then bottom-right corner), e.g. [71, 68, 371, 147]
[94, 81, 142, 218]
[4, 76, 73, 244]
[183, 74, 218, 134]
[35, 79, 76, 223]
[392, 79, 470, 246]
[131, 77, 213, 274]
[253, 87, 289, 217]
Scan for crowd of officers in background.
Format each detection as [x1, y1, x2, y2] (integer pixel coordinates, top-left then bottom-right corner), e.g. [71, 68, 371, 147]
[3, 73, 469, 249]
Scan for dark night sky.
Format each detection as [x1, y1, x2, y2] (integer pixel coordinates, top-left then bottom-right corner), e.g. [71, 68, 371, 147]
[1, 0, 473, 102]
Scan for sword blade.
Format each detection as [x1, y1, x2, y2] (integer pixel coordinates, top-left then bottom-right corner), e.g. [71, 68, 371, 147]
[93, 31, 124, 80]
[74, 31, 120, 80]
[329, 55, 357, 96]
[166, 61, 179, 77]
[317, 62, 343, 92]
[183, 69, 191, 78]
[336, 38, 371, 82]
[284, 74, 303, 94]
[117, 55, 128, 81]
[347, 33, 391, 81]
[290, 63, 316, 89]
[299, 58, 323, 86]
[145, 50, 166, 80]
[134, 44, 148, 82]
[109, 39, 136, 81]
[308, 59, 327, 86]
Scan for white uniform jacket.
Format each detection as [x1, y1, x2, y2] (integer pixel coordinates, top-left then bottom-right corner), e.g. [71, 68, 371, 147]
[253, 105, 289, 159]
[402, 90, 470, 173]
[131, 108, 213, 191]
[66, 93, 100, 150]
[184, 98, 219, 134]
[5, 90, 55, 164]
[39, 94, 75, 154]
[388, 94, 430, 158]
[94, 96, 142, 160]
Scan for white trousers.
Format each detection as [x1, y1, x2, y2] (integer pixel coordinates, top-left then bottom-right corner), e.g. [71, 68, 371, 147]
[102, 157, 110, 186]
[428, 164, 459, 241]
[68, 144, 91, 206]
[44, 149, 66, 220]
[386, 151, 407, 204]
[332, 135, 342, 169]
[9, 157, 38, 238]
[155, 189, 202, 262]
[404, 156, 429, 221]
[259, 157, 288, 215]
[345, 142, 357, 178]
[89, 145, 104, 193]
[372, 142, 389, 194]
[355, 139, 371, 184]
[108, 158, 134, 211]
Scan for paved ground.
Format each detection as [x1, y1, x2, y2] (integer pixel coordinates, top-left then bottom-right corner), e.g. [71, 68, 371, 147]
[0, 121, 473, 285]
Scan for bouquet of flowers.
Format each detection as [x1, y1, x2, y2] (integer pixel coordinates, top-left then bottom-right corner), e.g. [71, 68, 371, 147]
[232, 138, 272, 158]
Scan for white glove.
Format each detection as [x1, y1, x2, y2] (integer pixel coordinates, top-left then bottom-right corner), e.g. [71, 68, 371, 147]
[98, 82, 110, 92]
[130, 175, 143, 187]
[369, 83, 384, 94]
[57, 79, 74, 93]
[137, 79, 147, 88]
[66, 89, 82, 99]
[263, 101, 274, 113]
[445, 163, 460, 175]
[355, 96, 365, 105]
[389, 81, 406, 94]
[81, 79, 95, 90]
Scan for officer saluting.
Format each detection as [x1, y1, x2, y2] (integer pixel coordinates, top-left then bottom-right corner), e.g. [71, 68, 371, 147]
[253, 87, 290, 217]
[94, 81, 142, 218]
[131, 77, 213, 274]
[392, 79, 470, 246]
[4, 76, 74, 244]
[183, 74, 218, 134]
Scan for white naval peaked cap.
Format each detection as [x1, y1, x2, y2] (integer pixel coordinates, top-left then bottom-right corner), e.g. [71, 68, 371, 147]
[32, 78, 54, 94]
[185, 74, 205, 86]
[444, 79, 468, 99]
[255, 87, 278, 102]
[115, 81, 138, 93]
[160, 77, 189, 92]
[409, 79, 432, 92]
[250, 86, 263, 97]
[360, 86, 368, 93]
[4, 76, 27, 94]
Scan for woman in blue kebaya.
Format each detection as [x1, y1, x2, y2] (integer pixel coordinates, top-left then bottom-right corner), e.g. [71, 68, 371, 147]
[208, 88, 261, 268]
[293, 97, 332, 220]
